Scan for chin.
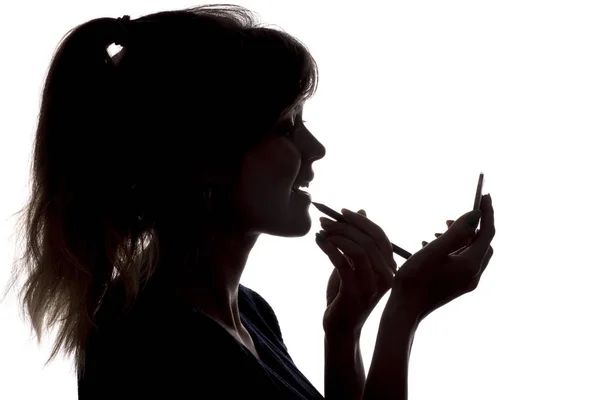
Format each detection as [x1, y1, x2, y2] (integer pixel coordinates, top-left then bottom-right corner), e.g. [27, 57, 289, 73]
[276, 222, 312, 238]
[268, 213, 312, 238]
[293, 218, 313, 237]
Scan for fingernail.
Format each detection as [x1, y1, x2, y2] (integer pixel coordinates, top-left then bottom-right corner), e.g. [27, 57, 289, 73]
[357, 209, 366, 216]
[467, 210, 482, 227]
[341, 208, 351, 215]
[320, 217, 333, 226]
[422, 240, 428, 246]
[316, 232, 326, 242]
[434, 233, 442, 237]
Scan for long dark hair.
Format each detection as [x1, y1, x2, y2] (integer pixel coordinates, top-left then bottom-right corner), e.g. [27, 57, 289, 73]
[5, 4, 318, 371]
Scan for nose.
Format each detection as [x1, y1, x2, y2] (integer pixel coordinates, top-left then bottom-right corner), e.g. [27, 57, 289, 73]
[305, 133, 326, 163]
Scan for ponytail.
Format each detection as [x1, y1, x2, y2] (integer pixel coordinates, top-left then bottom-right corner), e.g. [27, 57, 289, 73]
[5, 16, 158, 372]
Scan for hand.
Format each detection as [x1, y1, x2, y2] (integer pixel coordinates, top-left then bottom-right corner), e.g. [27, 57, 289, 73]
[391, 194, 495, 323]
[315, 209, 397, 338]
[421, 222, 478, 250]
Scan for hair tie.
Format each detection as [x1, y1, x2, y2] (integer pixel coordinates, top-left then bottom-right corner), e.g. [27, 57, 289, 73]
[115, 15, 131, 46]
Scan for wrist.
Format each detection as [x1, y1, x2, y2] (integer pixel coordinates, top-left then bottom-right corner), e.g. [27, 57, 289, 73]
[383, 291, 422, 331]
[325, 327, 362, 343]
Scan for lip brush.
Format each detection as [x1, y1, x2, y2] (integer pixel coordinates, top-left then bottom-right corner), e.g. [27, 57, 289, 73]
[312, 201, 413, 260]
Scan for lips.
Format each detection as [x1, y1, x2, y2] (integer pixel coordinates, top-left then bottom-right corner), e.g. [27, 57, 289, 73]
[292, 186, 311, 200]
[292, 178, 312, 191]
[292, 185, 309, 198]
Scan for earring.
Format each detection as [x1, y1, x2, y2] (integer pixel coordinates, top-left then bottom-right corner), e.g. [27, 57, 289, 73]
[203, 187, 212, 208]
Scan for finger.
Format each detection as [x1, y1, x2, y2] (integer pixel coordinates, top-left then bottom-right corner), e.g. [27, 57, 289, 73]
[450, 245, 467, 256]
[320, 218, 394, 285]
[468, 245, 494, 285]
[461, 194, 495, 260]
[326, 235, 379, 292]
[315, 232, 354, 281]
[449, 228, 480, 255]
[466, 228, 480, 245]
[479, 245, 494, 274]
[323, 212, 395, 274]
[436, 219, 462, 238]
[340, 209, 396, 270]
[427, 208, 480, 257]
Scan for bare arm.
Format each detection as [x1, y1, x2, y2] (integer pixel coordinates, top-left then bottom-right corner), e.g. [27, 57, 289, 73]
[361, 295, 420, 400]
[324, 331, 366, 400]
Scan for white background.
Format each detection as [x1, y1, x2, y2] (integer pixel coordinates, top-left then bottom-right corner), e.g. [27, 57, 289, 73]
[1, 1, 599, 399]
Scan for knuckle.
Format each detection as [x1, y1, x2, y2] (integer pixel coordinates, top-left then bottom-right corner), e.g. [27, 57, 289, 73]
[360, 252, 371, 266]
[365, 237, 379, 254]
[353, 247, 369, 264]
[466, 262, 481, 277]
[466, 278, 479, 292]
[328, 223, 343, 233]
[322, 227, 337, 237]
[373, 229, 388, 245]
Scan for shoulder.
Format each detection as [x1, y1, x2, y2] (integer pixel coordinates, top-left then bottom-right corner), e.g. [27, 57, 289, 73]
[239, 285, 284, 341]
[80, 284, 227, 398]
[239, 285, 277, 320]
[239, 285, 273, 311]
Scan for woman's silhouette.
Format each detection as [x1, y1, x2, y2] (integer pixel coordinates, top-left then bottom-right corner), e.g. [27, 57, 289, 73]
[7, 5, 495, 400]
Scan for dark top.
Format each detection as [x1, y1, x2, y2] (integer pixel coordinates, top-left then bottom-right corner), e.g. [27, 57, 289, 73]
[78, 279, 324, 400]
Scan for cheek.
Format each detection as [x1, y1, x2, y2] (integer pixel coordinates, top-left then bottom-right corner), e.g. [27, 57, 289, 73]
[259, 140, 302, 184]
[234, 160, 285, 207]
[277, 140, 302, 176]
[236, 140, 302, 205]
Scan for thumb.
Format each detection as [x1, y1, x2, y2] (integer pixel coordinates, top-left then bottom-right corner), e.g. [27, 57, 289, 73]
[432, 209, 481, 254]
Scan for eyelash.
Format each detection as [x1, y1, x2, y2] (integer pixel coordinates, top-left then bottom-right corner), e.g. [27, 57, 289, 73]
[281, 120, 306, 138]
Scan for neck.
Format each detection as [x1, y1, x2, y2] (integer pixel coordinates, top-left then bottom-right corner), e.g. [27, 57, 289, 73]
[153, 227, 260, 333]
